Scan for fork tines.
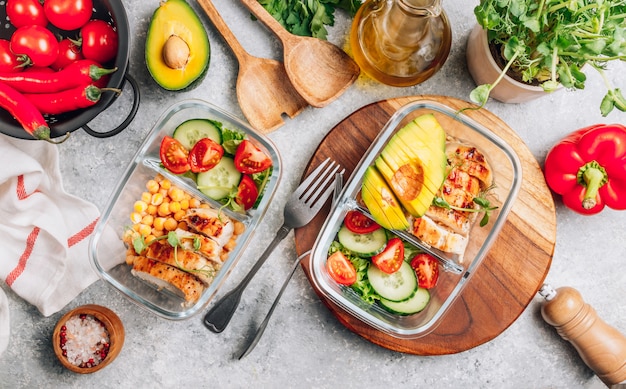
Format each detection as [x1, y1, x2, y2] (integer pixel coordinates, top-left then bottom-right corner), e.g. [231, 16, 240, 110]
[296, 158, 342, 208]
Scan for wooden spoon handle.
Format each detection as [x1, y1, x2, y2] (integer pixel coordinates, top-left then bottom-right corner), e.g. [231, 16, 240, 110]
[196, 0, 249, 63]
[239, 0, 293, 44]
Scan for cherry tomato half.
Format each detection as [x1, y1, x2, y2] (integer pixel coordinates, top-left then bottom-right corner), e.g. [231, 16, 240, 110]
[326, 251, 357, 286]
[51, 39, 84, 71]
[160, 136, 190, 174]
[344, 210, 381, 234]
[10, 25, 59, 67]
[236, 175, 259, 210]
[6, 0, 48, 28]
[0, 39, 23, 73]
[410, 253, 439, 289]
[234, 140, 272, 174]
[80, 19, 118, 64]
[371, 237, 404, 274]
[44, 0, 93, 31]
[189, 138, 224, 173]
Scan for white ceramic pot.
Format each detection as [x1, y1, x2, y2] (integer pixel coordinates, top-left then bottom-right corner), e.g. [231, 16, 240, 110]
[466, 24, 550, 103]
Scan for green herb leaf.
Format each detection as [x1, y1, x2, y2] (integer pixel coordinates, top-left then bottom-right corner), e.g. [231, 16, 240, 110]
[473, 0, 626, 113]
[470, 84, 492, 106]
[259, 0, 362, 39]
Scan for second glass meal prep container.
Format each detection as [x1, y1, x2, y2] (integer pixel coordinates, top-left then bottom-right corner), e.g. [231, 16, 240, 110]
[89, 99, 282, 320]
[308, 100, 523, 338]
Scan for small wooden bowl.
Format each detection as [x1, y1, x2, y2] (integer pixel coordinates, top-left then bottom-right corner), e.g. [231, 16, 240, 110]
[52, 305, 124, 374]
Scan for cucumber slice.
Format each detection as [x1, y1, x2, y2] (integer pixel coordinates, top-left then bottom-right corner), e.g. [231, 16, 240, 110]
[380, 287, 430, 315]
[367, 260, 417, 302]
[173, 119, 222, 149]
[337, 225, 387, 257]
[196, 157, 241, 200]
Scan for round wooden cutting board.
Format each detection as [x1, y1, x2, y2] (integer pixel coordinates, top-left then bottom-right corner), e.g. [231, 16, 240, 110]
[294, 95, 556, 355]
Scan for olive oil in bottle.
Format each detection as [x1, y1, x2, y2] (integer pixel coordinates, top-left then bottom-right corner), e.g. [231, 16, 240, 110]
[350, 0, 451, 87]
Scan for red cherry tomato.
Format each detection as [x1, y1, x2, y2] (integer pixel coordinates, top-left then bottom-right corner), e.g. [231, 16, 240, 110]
[10, 25, 59, 67]
[235, 175, 259, 210]
[343, 210, 381, 234]
[326, 251, 357, 285]
[371, 237, 404, 274]
[159, 136, 190, 174]
[189, 138, 224, 173]
[6, 0, 48, 28]
[233, 140, 272, 174]
[44, 0, 93, 31]
[80, 20, 118, 64]
[51, 39, 84, 71]
[0, 39, 23, 73]
[410, 253, 439, 289]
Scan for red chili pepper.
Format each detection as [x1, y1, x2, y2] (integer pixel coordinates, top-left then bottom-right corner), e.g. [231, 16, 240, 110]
[0, 59, 116, 93]
[544, 124, 626, 215]
[24, 85, 119, 115]
[0, 80, 50, 140]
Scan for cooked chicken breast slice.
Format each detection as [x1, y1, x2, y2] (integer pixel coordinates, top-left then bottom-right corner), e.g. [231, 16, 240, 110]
[446, 142, 493, 187]
[131, 255, 205, 303]
[411, 215, 469, 260]
[145, 241, 219, 286]
[426, 169, 480, 235]
[173, 228, 223, 264]
[182, 208, 234, 247]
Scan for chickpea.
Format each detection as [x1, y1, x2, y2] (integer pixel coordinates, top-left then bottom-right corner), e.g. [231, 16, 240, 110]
[146, 179, 159, 194]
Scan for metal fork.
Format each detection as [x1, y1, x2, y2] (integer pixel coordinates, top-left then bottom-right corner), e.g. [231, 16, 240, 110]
[203, 158, 342, 333]
[237, 172, 344, 359]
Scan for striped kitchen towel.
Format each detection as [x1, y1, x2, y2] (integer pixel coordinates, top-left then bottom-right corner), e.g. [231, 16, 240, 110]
[0, 134, 100, 317]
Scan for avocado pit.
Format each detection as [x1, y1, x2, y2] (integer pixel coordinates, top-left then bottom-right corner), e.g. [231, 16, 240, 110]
[163, 35, 190, 69]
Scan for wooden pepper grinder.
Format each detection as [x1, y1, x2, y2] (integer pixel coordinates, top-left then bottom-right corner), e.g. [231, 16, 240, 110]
[539, 284, 626, 387]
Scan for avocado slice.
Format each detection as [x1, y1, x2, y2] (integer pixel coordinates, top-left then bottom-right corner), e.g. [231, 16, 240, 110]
[361, 166, 410, 231]
[145, 0, 210, 91]
[376, 114, 447, 217]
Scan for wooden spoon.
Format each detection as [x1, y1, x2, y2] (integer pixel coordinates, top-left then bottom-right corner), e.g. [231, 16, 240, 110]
[239, 0, 360, 108]
[197, 0, 307, 133]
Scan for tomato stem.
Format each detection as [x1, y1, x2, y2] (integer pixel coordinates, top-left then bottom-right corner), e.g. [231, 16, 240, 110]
[577, 160, 608, 209]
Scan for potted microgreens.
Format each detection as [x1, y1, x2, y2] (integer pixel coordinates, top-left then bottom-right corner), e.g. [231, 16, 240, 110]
[466, 0, 626, 116]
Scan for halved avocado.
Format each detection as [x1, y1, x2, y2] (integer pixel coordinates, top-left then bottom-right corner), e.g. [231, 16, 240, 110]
[376, 114, 447, 217]
[145, 0, 210, 91]
[361, 166, 410, 231]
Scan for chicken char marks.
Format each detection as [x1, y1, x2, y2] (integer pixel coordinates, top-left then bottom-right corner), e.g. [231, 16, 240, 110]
[126, 207, 239, 304]
[411, 141, 493, 262]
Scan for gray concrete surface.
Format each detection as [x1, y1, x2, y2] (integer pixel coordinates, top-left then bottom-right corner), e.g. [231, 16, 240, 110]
[1, 1, 625, 388]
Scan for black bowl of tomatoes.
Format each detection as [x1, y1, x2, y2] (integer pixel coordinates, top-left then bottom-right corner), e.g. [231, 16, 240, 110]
[0, 0, 139, 140]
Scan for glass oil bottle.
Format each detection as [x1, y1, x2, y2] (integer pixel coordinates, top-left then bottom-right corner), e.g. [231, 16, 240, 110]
[350, 0, 452, 87]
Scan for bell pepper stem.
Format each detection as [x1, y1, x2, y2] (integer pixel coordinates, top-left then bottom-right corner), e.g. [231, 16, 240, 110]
[578, 161, 608, 209]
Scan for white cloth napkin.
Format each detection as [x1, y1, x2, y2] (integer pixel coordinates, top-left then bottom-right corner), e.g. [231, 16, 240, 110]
[0, 135, 100, 320]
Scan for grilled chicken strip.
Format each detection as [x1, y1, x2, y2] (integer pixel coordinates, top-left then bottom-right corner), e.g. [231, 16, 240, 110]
[130, 255, 205, 303]
[411, 215, 469, 255]
[144, 241, 219, 286]
[445, 142, 493, 187]
[425, 168, 481, 235]
[412, 141, 493, 261]
[173, 228, 223, 264]
[182, 208, 234, 247]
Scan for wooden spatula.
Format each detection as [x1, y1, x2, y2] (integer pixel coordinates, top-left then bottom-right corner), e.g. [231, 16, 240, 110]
[197, 0, 307, 133]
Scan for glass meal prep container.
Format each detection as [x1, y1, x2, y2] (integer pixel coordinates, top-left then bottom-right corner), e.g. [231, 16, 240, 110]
[308, 100, 522, 338]
[89, 99, 282, 320]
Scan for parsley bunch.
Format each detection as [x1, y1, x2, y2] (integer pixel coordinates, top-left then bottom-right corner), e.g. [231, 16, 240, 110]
[471, 0, 626, 116]
[258, 0, 362, 40]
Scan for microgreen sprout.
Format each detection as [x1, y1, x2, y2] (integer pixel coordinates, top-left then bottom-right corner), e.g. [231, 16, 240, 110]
[471, 0, 626, 116]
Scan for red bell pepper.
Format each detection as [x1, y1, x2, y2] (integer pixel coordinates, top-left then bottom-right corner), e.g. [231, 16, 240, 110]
[544, 124, 626, 215]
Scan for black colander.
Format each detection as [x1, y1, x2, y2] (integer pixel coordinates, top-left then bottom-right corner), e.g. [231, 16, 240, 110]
[0, 0, 139, 139]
